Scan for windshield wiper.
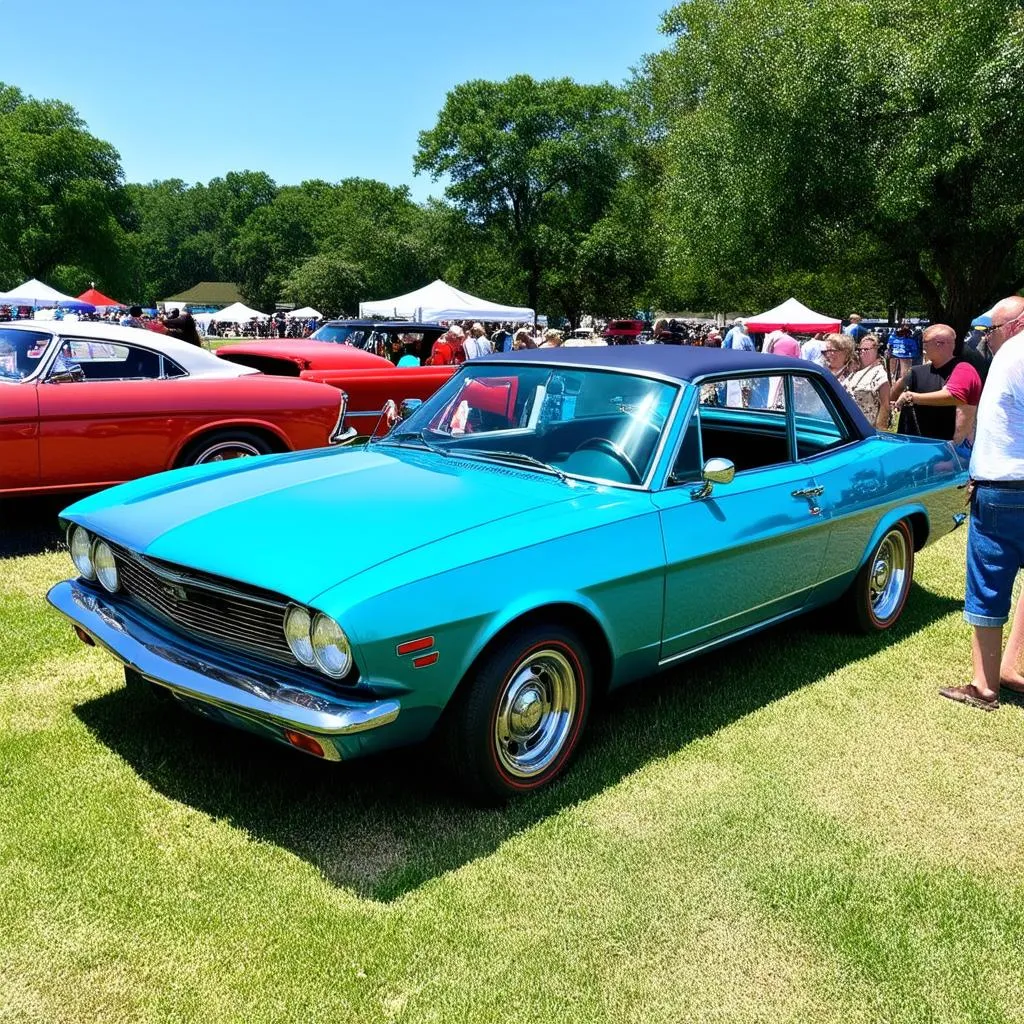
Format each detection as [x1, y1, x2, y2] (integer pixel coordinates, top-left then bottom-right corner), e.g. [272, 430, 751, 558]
[381, 429, 450, 457]
[457, 448, 569, 484]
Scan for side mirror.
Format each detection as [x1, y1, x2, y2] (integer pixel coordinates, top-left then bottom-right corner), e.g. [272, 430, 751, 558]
[47, 364, 85, 384]
[690, 457, 735, 500]
[399, 398, 423, 420]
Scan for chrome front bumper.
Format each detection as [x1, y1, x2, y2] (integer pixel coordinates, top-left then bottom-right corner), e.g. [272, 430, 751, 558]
[47, 580, 400, 759]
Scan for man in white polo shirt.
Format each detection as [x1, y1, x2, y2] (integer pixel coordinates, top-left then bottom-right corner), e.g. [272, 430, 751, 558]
[941, 294, 1024, 711]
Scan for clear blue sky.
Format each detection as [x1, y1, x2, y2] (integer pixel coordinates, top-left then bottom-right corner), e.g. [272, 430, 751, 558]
[6, 0, 669, 201]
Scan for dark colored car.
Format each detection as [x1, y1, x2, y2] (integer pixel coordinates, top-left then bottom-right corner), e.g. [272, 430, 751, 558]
[310, 320, 447, 361]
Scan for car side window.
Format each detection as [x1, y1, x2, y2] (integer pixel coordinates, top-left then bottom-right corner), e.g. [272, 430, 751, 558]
[688, 374, 792, 475]
[669, 412, 703, 484]
[791, 376, 849, 459]
[61, 341, 162, 381]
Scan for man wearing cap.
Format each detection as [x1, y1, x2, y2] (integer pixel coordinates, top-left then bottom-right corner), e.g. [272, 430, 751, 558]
[940, 294, 1024, 711]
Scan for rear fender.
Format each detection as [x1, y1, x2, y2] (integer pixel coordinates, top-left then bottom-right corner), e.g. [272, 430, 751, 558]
[856, 503, 929, 571]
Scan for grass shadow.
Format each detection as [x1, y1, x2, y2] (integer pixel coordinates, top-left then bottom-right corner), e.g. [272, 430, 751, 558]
[0, 495, 82, 558]
[74, 583, 960, 902]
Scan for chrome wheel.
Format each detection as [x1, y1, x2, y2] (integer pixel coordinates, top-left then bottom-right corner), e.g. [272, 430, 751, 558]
[494, 648, 579, 779]
[194, 440, 263, 464]
[870, 528, 909, 621]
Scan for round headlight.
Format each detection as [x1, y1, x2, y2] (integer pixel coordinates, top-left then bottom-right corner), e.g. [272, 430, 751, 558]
[93, 540, 120, 593]
[69, 526, 96, 580]
[311, 613, 352, 678]
[283, 605, 316, 666]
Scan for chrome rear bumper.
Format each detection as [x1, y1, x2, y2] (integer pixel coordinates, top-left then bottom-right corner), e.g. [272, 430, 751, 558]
[47, 581, 399, 758]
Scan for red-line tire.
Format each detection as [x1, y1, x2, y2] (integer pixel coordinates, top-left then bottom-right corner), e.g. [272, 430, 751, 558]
[844, 519, 915, 633]
[442, 625, 592, 803]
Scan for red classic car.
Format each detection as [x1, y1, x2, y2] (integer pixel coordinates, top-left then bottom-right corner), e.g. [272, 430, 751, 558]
[216, 339, 457, 437]
[0, 321, 349, 496]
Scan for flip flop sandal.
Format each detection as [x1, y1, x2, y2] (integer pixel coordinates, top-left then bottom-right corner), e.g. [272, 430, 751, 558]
[939, 684, 1000, 712]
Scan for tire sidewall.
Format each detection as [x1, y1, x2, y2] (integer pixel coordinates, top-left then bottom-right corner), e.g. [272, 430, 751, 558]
[859, 519, 914, 631]
[452, 625, 592, 801]
[180, 430, 272, 467]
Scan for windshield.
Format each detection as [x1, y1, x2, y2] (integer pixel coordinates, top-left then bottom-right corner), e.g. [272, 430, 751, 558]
[0, 329, 53, 380]
[310, 324, 372, 346]
[385, 363, 678, 487]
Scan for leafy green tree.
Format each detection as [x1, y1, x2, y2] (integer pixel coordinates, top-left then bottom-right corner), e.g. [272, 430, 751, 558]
[282, 254, 366, 316]
[643, 0, 1024, 333]
[415, 76, 635, 314]
[0, 83, 130, 290]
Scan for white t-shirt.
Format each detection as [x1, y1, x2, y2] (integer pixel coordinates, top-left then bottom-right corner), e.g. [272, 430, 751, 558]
[969, 332, 1024, 480]
[462, 335, 493, 360]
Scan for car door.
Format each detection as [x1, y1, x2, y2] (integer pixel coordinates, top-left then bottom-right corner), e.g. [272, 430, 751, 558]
[652, 372, 831, 661]
[786, 374, 883, 588]
[0, 382, 41, 491]
[36, 338, 184, 488]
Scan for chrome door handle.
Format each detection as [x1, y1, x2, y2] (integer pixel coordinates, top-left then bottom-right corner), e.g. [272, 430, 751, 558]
[792, 486, 824, 499]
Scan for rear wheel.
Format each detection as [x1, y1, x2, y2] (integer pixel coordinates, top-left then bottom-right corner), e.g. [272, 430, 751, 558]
[179, 429, 275, 466]
[844, 519, 915, 632]
[442, 625, 592, 802]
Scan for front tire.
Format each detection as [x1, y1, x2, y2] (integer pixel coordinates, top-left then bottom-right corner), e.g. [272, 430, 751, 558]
[845, 519, 915, 632]
[442, 625, 592, 802]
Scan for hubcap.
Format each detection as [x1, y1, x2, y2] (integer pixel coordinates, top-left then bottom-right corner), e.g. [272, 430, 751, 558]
[494, 648, 578, 779]
[869, 529, 908, 621]
[195, 441, 262, 464]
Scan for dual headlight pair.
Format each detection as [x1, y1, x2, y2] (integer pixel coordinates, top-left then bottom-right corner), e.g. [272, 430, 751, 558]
[69, 526, 120, 593]
[283, 605, 352, 679]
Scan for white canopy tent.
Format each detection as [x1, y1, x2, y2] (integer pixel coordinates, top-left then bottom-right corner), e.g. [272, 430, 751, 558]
[0, 278, 96, 311]
[359, 279, 534, 323]
[207, 302, 269, 323]
[286, 306, 322, 319]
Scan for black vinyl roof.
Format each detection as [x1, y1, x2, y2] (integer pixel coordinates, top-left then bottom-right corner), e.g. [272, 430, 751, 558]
[482, 344, 873, 439]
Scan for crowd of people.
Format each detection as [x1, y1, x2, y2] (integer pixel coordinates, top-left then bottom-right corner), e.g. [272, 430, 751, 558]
[385, 321, 575, 366]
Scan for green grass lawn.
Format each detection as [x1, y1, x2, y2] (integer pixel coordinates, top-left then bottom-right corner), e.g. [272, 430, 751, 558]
[2, 509, 1023, 1023]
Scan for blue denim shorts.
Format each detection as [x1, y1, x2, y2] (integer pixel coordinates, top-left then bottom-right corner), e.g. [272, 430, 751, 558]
[964, 485, 1024, 627]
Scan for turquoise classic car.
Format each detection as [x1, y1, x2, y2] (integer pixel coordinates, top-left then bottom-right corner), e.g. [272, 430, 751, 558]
[48, 347, 968, 800]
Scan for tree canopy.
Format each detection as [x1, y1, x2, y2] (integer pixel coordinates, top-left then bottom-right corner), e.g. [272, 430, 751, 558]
[415, 75, 641, 321]
[0, 83, 129, 293]
[642, 0, 1024, 332]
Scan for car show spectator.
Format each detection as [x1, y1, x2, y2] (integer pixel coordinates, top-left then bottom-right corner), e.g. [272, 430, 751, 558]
[163, 308, 202, 347]
[491, 324, 512, 352]
[940, 295, 1024, 712]
[821, 332, 856, 386]
[723, 319, 753, 351]
[512, 328, 537, 350]
[844, 313, 867, 342]
[843, 332, 891, 430]
[801, 333, 828, 367]
[889, 321, 920, 380]
[892, 324, 982, 450]
[539, 329, 564, 348]
[397, 333, 422, 367]
[462, 322, 494, 360]
[120, 305, 144, 329]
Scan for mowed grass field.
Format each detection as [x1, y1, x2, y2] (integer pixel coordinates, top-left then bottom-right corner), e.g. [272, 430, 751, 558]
[2, 500, 1023, 1023]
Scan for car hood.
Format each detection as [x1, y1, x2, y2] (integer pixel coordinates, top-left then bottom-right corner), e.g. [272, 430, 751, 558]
[62, 446, 582, 605]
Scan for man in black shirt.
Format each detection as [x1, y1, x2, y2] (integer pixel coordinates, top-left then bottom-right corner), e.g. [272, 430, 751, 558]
[163, 308, 202, 347]
[891, 324, 982, 444]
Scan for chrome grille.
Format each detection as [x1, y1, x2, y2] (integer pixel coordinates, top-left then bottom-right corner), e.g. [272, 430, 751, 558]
[111, 545, 294, 665]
